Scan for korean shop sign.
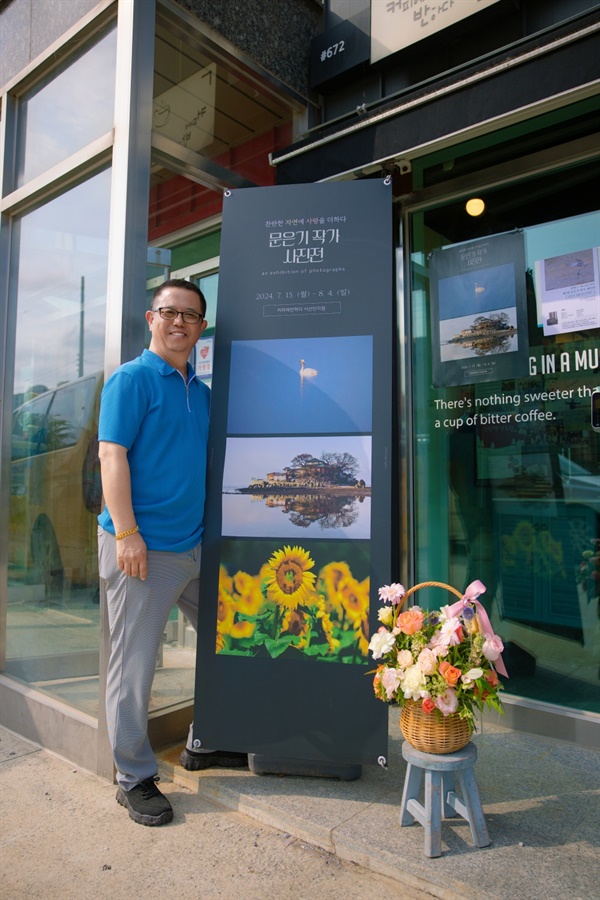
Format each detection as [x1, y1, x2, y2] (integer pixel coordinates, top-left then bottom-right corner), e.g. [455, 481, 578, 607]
[371, 0, 502, 64]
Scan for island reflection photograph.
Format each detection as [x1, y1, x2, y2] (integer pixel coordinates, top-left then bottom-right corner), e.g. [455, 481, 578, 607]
[222, 435, 371, 539]
[227, 335, 373, 434]
[438, 262, 519, 361]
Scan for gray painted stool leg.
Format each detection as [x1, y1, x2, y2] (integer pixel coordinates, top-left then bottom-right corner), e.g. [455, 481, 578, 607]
[457, 768, 491, 847]
[424, 770, 443, 858]
[400, 763, 422, 826]
[442, 771, 456, 818]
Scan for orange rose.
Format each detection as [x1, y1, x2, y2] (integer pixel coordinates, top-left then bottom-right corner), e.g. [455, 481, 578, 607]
[422, 697, 435, 714]
[373, 666, 384, 698]
[439, 660, 461, 686]
[397, 607, 424, 635]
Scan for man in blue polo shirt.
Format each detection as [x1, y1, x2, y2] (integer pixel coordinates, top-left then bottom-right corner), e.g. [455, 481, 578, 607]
[98, 279, 245, 827]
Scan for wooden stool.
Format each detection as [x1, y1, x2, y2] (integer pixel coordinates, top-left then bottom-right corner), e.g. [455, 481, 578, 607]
[400, 740, 490, 857]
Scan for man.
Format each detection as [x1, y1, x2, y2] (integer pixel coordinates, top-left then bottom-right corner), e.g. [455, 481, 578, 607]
[98, 278, 245, 827]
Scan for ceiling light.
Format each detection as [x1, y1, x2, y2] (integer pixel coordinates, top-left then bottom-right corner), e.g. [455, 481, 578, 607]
[466, 197, 485, 217]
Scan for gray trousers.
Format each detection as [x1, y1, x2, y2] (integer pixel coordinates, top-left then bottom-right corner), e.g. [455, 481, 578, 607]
[98, 527, 201, 789]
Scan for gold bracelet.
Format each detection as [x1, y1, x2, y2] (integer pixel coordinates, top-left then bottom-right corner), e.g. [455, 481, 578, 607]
[115, 525, 139, 540]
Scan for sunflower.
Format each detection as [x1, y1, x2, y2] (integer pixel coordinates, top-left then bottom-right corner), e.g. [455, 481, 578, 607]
[281, 608, 309, 638]
[232, 570, 265, 616]
[231, 619, 255, 639]
[219, 564, 233, 595]
[354, 615, 370, 656]
[216, 590, 235, 634]
[339, 575, 370, 623]
[314, 600, 340, 653]
[317, 561, 352, 611]
[513, 520, 535, 553]
[264, 545, 316, 611]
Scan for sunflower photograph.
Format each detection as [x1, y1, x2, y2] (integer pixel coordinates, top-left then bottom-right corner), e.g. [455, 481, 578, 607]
[215, 539, 371, 664]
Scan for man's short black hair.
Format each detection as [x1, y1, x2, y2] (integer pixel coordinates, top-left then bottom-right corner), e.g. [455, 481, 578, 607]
[152, 278, 207, 317]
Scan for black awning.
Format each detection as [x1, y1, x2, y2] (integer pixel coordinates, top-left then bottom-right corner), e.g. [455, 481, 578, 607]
[273, 23, 600, 185]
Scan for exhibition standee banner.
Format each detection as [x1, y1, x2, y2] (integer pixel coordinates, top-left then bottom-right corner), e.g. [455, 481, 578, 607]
[193, 179, 393, 767]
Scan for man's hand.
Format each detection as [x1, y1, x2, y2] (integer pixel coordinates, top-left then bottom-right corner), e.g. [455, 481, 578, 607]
[99, 441, 148, 579]
[116, 530, 148, 580]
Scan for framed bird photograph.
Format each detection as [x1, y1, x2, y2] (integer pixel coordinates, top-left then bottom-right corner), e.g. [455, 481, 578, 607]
[429, 231, 530, 387]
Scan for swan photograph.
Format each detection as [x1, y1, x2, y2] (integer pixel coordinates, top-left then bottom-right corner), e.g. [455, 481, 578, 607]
[226, 335, 373, 434]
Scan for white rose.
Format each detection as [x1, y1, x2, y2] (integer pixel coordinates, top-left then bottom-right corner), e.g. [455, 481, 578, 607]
[400, 664, 427, 700]
[368, 629, 396, 660]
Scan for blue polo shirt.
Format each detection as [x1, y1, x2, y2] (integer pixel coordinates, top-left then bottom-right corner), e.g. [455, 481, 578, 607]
[98, 349, 210, 552]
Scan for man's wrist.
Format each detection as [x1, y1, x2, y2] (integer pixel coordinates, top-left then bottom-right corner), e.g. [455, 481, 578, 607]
[115, 525, 139, 540]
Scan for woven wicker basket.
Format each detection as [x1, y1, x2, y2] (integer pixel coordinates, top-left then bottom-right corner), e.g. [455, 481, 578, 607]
[398, 581, 473, 755]
[400, 700, 472, 754]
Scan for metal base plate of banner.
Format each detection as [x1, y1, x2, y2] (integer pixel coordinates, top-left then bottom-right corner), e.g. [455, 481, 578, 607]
[248, 753, 362, 781]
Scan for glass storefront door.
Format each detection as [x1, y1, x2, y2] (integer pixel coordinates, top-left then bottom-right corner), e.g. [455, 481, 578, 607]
[409, 154, 599, 716]
[6, 170, 111, 713]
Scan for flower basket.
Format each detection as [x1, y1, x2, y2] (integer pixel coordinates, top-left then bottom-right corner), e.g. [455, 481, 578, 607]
[400, 698, 472, 754]
[399, 582, 472, 753]
[369, 579, 508, 753]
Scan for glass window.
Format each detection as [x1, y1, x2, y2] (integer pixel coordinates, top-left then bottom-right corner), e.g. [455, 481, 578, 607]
[12, 391, 53, 460]
[6, 170, 111, 714]
[15, 25, 116, 188]
[151, 15, 300, 194]
[409, 158, 600, 715]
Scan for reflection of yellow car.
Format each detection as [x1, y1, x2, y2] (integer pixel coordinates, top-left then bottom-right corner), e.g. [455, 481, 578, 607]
[9, 373, 103, 600]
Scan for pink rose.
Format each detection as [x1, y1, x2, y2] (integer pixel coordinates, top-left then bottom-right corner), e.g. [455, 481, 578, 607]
[397, 607, 425, 635]
[381, 667, 402, 700]
[422, 697, 435, 714]
[417, 648, 438, 675]
[397, 649, 414, 668]
[482, 634, 504, 661]
[435, 688, 458, 716]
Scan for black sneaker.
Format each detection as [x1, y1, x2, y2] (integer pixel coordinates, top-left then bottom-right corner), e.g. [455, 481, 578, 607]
[179, 748, 248, 771]
[116, 776, 173, 826]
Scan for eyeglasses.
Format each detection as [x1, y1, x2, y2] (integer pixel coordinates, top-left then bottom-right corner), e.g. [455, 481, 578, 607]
[153, 306, 204, 325]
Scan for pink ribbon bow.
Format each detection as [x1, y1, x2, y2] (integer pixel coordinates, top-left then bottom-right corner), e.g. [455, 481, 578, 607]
[445, 580, 509, 678]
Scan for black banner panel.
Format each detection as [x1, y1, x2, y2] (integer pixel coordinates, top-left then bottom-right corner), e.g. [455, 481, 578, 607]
[193, 180, 392, 765]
